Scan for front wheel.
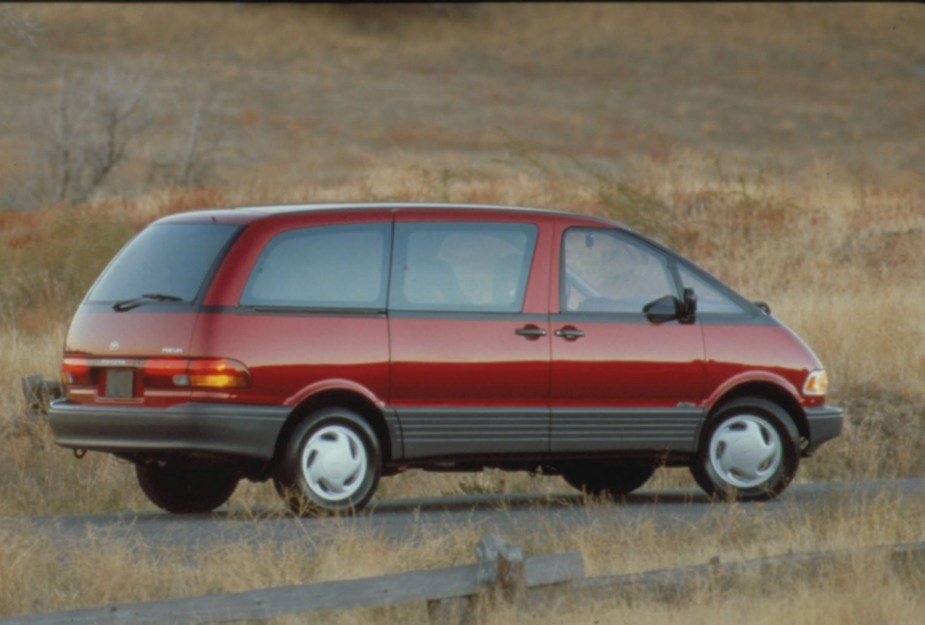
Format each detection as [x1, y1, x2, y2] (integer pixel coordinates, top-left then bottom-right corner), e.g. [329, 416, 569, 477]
[274, 407, 381, 516]
[690, 397, 800, 501]
[559, 459, 655, 497]
[135, 461, 239, 514]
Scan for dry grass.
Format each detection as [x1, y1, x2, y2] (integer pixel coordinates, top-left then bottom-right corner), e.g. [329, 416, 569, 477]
[2, 490, 924, 622]
[1, 165, 923, 517]
[3, 4, 924, 199]
[2, 4, 924, 621]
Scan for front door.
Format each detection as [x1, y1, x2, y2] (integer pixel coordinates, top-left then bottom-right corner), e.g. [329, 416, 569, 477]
[550, 225, 706, 453]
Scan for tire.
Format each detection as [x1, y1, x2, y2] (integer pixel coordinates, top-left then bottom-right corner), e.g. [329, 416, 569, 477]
[274, 407, 381, 516]
[560, 460, 655, 497]
[135, 461, 239, 514]
[690, 397, 800, 501]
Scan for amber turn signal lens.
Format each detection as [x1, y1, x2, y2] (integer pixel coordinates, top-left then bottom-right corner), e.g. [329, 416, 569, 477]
[187, 359, 251, 389]
[140, 358, 252, 389]
[803, 369, 828, 396]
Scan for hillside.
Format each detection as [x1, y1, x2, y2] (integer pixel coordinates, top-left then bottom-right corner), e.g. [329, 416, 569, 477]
[1, 0, 923, 508]
[2, 4, 925, 622]
[1, 4, 923, 202]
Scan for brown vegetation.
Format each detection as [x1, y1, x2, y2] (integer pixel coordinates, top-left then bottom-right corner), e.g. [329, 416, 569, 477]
[2, 490, 924, 622]
[1, 3, 924, 622]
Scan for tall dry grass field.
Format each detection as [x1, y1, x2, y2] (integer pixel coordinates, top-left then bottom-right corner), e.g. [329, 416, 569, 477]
[5, 165, 921, 515]
[1, 3, 924, 622]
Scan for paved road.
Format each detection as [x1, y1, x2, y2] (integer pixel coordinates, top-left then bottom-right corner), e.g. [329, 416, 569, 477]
[5, 479, 923, 553]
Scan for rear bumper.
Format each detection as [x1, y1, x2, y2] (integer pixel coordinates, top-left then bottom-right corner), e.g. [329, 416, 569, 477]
[803, 405, 844, 456]
[47, 399, 289, 462]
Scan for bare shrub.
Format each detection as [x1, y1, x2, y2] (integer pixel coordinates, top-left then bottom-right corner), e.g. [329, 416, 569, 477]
[148, 87, 238, 189]
[16, 67, 240, 207]
[33, 63, 153, 205]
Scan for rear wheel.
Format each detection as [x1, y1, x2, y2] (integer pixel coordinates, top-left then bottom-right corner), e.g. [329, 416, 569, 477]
[135, 461, 238, 514]
[690, 397, 800, 501]
[560, 460, 655, 497]
[274, 407, 381, 516]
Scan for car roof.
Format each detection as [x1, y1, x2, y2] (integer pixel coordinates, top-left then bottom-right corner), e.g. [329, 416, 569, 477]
[156, 202, 624, 228]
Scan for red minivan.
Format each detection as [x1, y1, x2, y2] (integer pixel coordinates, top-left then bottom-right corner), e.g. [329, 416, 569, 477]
[48, 204, 842, 514]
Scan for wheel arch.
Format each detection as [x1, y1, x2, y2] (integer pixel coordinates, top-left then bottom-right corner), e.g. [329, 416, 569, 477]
[272, 389, 394, 471]
[704, 381, 808, 445]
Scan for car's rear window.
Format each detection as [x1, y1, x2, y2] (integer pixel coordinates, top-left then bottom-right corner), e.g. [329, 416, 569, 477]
[87, 223, 240, 304]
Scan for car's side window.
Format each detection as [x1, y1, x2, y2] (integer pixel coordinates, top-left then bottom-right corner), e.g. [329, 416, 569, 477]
[562, 228, 676, 313]
[241, 223, 390, 309]
[390, 222, 537, 312]
[677, 265, 745, 314]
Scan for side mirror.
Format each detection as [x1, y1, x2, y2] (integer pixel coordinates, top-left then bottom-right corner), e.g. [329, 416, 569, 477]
[680, 287, 697, 324]
[643, 294, 681, 324]
[643, 289, 697, 325]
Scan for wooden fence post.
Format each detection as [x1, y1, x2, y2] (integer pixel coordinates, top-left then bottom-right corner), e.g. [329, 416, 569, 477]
[476, 535, 526, 604]
[427, 535, 527, 625]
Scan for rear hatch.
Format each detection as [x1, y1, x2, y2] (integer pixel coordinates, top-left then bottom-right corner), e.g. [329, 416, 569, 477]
[61, 221, 242, 408]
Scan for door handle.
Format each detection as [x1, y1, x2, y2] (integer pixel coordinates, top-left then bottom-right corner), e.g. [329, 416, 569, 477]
[555, 327, 585, 340]
[515, 325, 547, 338]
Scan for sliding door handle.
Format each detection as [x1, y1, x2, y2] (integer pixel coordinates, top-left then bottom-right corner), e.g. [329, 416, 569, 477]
[554, 326, 585, 340]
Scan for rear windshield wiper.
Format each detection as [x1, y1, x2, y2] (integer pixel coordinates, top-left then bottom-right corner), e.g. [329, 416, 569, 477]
[112, 293, 184, 312]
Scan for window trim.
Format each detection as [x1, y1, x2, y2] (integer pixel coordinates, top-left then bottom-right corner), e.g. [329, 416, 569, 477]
[388, 221, 538, 314]
[239, 222, 392, 311]
[558, 226, 680, 316]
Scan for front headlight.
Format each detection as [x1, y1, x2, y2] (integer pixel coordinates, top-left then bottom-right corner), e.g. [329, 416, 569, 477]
[803, 369, 829, 396]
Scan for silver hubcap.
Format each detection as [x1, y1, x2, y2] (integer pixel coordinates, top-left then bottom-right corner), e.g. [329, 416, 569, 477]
[709, 414, 782, 489]
[300, 424, 367, 502]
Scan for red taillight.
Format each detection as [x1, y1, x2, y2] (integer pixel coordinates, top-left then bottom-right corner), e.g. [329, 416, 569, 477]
[63, 357, 251, 390]
[142, 358, 189, 389]
[61, 357, 91, 386]
[145, 358, 251, 389]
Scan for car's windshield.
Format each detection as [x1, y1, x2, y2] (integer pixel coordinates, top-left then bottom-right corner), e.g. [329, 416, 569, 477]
[87, 222, 240, 305]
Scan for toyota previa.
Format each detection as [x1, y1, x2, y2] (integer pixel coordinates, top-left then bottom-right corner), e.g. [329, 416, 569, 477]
[48, 203, 843, 514]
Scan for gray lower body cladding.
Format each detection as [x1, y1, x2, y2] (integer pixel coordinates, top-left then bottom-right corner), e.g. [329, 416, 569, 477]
[803, 405, 844, 456]
[48, 400, 843, 467]
[48, 400, 288, 462]
[393, 406, 706, 460]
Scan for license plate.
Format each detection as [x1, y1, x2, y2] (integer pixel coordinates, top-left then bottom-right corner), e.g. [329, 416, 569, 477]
[104, 369, 134, 398]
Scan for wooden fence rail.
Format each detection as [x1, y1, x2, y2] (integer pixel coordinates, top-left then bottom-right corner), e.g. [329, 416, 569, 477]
[0, 537, 583, 625]
[569, 539, 925, 604]
[3, 536, 924, 625]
